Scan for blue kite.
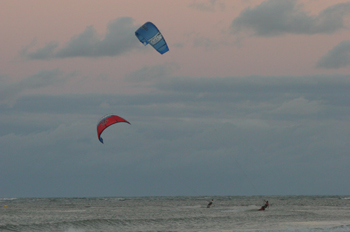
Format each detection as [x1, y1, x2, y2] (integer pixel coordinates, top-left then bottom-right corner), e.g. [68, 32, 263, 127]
[135, 22, 169, 55]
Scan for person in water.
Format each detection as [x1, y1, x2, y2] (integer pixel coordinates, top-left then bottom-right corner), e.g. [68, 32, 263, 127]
[207, 199, 214, 208]
[261, 200, 269, 210]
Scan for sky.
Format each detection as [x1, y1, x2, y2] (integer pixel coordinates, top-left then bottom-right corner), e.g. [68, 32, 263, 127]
[1, 0, 350, 198]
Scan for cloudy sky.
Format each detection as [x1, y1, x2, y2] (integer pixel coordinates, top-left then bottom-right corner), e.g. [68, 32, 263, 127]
[1, 0, 350, 198]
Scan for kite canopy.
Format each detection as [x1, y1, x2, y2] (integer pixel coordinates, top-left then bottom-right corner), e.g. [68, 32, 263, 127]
[97, 114, 130, 144]
[135, 22, 169, 54]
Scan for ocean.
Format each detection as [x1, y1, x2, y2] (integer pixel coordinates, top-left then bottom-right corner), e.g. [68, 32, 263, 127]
[1, 195, 350, 232]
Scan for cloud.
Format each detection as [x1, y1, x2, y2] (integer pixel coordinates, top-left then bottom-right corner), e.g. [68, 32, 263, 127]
[0, 69, 69, 105]
[10, 73, 349, 121]
[316, 40, 350, 69]
[231, 0, 350, 36]
[188, 0, 225, 12]
[271, 97, 323, 115]
[125, 63, 180, 82]
[22, 17, 140, 59]
[2, 74, 350, 196]
[21, 41, 59, 60]
[154, 74, 350, 96]
[192, 34, 219, 49]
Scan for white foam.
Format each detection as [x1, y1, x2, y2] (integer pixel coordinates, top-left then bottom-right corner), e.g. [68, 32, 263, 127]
[179, 205, 202, 209]
[0, 198, 16, 201]
[64, 228, 85, 232]
[221, 206, 257, 213]
[277, 221, 350, 232]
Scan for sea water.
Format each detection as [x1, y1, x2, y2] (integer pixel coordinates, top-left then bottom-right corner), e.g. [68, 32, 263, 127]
[0, 196, 350, 232]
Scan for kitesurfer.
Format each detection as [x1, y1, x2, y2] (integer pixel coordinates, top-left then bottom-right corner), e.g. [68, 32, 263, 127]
[207, 199, 214, 208]
[260, 200, 269, 210]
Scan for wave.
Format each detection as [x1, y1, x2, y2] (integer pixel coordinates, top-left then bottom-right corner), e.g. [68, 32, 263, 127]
[1, 219, 350, 232]
[0, 198, 17, 201]
[242, 224, 350, 232]
[64, 229, 85, 232]
[0, 215, 232, 232]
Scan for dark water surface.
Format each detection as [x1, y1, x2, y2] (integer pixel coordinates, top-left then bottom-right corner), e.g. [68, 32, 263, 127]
[1, 196, 350, 232]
